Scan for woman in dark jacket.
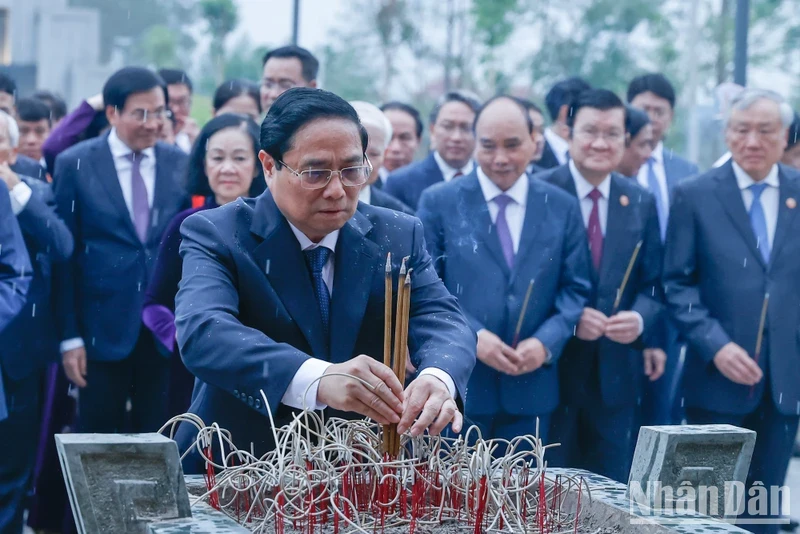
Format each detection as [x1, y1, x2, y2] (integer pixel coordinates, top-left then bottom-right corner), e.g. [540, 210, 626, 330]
[143, 113, 265, 417]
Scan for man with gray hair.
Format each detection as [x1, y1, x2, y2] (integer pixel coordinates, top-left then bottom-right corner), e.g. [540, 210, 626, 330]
[664, 88, 800, 533]
[349, 101, 413, 215]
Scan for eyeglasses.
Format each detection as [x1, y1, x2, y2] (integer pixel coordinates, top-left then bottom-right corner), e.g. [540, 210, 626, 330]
[124, 108, 171, 122]
[279, 159, 373, 190]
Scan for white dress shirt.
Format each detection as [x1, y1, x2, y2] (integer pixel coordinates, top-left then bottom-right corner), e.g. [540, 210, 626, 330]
[60, 129, 158, 354]
[732, 161, 779, 249]
[8, 181, 32, 215]
[358, 184, 372, 205]
[569, 161, 643, 335]
[280, 223, 456, 411]
[433, 150, 473, 182]
[175, 131, 192, 154]
[378, 167, 389, 185]
[476, 167, 528, 253]
[636, 142, 671, 213]
[544, 128, 570, 165]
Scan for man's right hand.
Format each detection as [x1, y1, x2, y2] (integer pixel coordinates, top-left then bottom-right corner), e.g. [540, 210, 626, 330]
[477, 329, 522, 375]
[713, 342, 763, 386]
[576, 307, 608, 341]
[316, 355, 404, 424]
[63, 347, 87, 387]
[87, 93, 104, 112]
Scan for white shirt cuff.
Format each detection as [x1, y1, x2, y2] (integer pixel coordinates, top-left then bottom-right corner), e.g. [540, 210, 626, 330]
[634, 312, 644, 336]
[9, 182, 32, 215]
[60, 338, 85, 353]
[281, 358, 333, 410]
[418, 367, 456, 398]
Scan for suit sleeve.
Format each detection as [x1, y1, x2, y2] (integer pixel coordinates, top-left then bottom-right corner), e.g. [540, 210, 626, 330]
[406, 217, 476, 404]
[532, 197, 592, 360]
[631, 193, 665, 349]
[663, 184, 730, 362]
[383, 174, 409, 209]
[175, 211, 313, 417]
[16, 180, 74, 262]
[0, 185, 31, 332]
[42, 101, 98, 175]
[51, 153, 82, 342]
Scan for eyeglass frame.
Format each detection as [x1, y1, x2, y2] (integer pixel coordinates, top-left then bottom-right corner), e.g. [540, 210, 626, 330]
[277, 157, 374, 190]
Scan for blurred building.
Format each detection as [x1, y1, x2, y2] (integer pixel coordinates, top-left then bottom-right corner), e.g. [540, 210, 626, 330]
[0, 0, 113, 106]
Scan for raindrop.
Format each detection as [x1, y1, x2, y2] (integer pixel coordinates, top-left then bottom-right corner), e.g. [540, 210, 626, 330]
[91, 337, 96, 346]
[743, 258, 747, 267]
[31, 304, 36, 317]
[77, 159, 80, 170]
[688, 303, 692, 313]
[680, 397, 685, 407]
[71, 200, 75, 213]
[266, 259, 271, 274]
[779, 392, 783, 404]
[137, 282, 142, 292]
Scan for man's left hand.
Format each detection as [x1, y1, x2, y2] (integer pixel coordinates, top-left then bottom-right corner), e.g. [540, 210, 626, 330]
[515, 337, 547, 375]
[605, 311, 641, 344]
[397, 374, 461, 438]
[0, 164, 20, 189]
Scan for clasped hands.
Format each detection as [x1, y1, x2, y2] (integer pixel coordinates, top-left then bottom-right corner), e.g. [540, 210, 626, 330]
[476, 330, 548, 376]
[316, 355, 460, 437]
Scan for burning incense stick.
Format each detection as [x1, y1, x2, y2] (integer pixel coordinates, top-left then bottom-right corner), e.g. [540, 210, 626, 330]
[750, 293, 769, 398]
[611, 240, 643, 314]
[382, 253, 392, 454]
[511, 279, 535, 349]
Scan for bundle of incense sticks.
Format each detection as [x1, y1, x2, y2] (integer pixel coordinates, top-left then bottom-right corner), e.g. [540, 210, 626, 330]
[383, 253, 412, 457]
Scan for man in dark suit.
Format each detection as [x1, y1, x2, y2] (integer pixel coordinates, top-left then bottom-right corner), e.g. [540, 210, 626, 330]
[0, 110, 73, 533]
[627, 73, 701, 426]
[350, 100, 414, 215]
[417, 96, 592, 445]
[378, 102, 424, 185]
[539, 77, 593, 169]
[385, 91, 480, 209]
[537, 89, 664, 483]
[53, 67, 189, 434]
[174, 88, 476, 462]
[664, 89, 800, 533]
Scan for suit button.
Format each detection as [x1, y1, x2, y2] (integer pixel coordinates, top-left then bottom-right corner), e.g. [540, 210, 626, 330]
[233, 389, 239, 397]
[255, 399, 262, 410]
[248, 396, 254, 406]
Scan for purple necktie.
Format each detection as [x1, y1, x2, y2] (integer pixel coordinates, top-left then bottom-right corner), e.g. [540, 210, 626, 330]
[128, 152, 150, 242]
[587, 188, 603, 270]
[494, 194, 515, 269]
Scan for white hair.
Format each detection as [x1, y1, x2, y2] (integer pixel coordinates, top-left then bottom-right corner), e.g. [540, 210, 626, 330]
[726, 88, 795, 129]
[0, 109, 19, 148]
[350, 100, 393, 151]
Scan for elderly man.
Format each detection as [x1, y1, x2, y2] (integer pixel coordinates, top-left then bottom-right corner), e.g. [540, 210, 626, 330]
[349, 101, 413, 214]
[0, 110, 72, 533]
[378, 102, 424, 181]
[174, 88, 476, 467]
[664, 89, 800, 533]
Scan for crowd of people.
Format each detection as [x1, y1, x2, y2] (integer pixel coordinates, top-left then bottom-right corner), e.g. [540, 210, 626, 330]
[0, 43, 799, 534]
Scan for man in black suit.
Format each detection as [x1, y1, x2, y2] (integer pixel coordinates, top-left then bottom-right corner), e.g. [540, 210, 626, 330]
[539, 77, 592, 169]
[378, 102, 424, 184]
[0, 110, 73, 533]
[385, 91, 480, 209]
[518, 98, 547, 175]
[53, 67, 189, 434]
[538, 89, 665, 483]
[0, 74, 48, 181]
[260, 45, 318, 114]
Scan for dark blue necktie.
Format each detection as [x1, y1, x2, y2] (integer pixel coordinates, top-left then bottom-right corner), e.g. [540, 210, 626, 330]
[748, 183, 770, 264]
[305, 247, 332, 339]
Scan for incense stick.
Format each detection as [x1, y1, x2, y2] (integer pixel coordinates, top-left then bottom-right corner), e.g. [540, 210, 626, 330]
[511, 279, 535, 348]
[382, 253, 392, 453]
[394, 270, 412, 457]
[750, 293, 769, 398]
[612, 240, 643, 314]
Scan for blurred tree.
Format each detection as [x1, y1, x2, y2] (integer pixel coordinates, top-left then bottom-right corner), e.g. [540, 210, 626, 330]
[136, 24, 196, 69]
[471, 0, 520, 92]
[319, 41, 381, 102]
[195, 36, 269, 96]
[200, 0, 239, 87]
[374, 0, 418, 101]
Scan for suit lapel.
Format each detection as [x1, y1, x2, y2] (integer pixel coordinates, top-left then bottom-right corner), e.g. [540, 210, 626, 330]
[148, 144, 180, 244]
[714, 163, 767, 269]
[424, 152, 445, 187]
[769, 167, 800, 267]
[250, 193, 329, 359]
[89, 138, 139, 244]
[461, 175, 510, 277]
[511, 177, 546, 285]
[329, 212, 379, 364]
[599, 178, 637, 292]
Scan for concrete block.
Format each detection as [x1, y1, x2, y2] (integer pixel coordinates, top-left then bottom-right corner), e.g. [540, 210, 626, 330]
[147, 502, 249, 533]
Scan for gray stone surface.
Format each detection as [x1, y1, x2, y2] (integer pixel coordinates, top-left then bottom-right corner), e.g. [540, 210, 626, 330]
[627, 425, 756, 521]
[56, 433, 192, 534]
[147, 502, 250, 533]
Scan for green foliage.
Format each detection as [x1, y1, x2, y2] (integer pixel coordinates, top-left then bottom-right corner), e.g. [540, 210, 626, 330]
[320, 43, 381, 102]
[472, 0, 519, 48]
[200, 0, 240, 86]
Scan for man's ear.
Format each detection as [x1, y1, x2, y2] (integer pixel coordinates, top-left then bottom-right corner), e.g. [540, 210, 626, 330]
[7, 147, 17, 165]
[557, 104, 570, 125]
[308, 79, 318, 89]
[105, 105, 119, 129]
[259, 150, 276, 186]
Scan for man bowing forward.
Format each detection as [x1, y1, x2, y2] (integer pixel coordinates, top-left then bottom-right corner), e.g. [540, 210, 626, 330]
[174, 88, 475, 462]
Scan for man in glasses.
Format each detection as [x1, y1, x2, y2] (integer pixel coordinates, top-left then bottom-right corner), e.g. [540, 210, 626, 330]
[173, 87, 476, 466]
[53, 67, 189, 435]
[260, 45, 318, 114]
[158, 69, 198, 153]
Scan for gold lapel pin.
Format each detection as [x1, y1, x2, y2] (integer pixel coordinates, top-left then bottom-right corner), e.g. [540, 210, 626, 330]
[620, 195, 629, 207]
[787, 198, 797, 209]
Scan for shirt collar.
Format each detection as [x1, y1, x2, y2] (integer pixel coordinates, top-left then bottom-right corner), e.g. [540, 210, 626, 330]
[569, 159, 611, 200]
[358, 184, 371, 205]
[433, 150, 473, 181]
[108, 128, 156, 160]
[476, 166, 529, 206]
[651, 141, 664, 164]
[732, 160, 779, 190]
[287, 221, 340, 253]
[544, 128, 570, 161]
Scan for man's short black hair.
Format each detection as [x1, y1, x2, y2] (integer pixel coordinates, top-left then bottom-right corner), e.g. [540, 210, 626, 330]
[32, 90, 68, 122]
[187, 113, 265, 198]
[16, 97, 52, 126]
[788, 112, 800, 150]
[158, 68, 193, 93]
[544, 77, 592, 122]
[566, 89, 625, 129]
[626, 73, 676, 109]
[379, 101, 423, 139]
[473, 95, 533, 135]
[429, 90, 481, 126]
[261, 87, 368, 167]
[262, 45, 319, 83]
[213, 79, 262, 114]
[624, 105, 651, 141]
[0, 73, 16, 98]
[103, 67, 168, 111]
